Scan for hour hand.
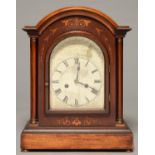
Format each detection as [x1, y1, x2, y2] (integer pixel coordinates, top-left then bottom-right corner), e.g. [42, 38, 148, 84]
[76, 81, 99, 94]
[76, 81, 89, 88]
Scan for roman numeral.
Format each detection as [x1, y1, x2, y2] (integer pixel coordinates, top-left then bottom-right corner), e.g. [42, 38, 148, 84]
[55, 69, 62, 74]
[94, 80, 101, 83]
[91, 88, 98, 95]
[74, 58, 79, 64]
[55, 89, 61, 95]
[63, 60, 69, 67]
[63, 96, 68, 103]
[52, 80, 59, 83]
[75, 99, 78, 105]
[91, 69, 98, 74]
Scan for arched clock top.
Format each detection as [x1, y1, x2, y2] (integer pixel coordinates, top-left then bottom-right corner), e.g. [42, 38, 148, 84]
[23, 6, 131, 37]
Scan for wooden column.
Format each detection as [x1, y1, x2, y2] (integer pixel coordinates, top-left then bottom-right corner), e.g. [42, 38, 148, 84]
[30, 36, 38, 124]
[117, 36, 124, 124]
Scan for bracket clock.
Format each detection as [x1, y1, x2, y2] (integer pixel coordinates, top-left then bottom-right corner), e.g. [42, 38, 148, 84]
[21, 6, 133, 151]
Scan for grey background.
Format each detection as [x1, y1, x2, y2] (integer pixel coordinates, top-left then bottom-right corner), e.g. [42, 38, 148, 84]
[17, 0, 138, 155]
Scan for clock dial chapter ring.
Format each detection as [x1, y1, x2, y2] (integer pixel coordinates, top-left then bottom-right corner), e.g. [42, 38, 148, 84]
[51, 57, 102, 107]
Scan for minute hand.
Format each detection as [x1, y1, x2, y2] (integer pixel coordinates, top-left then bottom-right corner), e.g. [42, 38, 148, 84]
[75, 62, 80, 82]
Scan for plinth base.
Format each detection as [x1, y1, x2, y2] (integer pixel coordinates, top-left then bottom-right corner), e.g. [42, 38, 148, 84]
[21, 122, 133, 151]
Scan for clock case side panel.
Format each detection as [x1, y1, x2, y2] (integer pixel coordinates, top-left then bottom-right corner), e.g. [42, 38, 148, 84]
[115, 27, 132, 124]
[22, 27, 39, 125]
[37, 15, 117, 127]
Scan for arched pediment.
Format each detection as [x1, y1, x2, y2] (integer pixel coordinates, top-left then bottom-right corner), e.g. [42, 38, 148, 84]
[23, 6, 131, 37]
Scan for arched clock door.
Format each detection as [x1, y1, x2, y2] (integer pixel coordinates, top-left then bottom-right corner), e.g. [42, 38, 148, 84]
[21, 7, 133, 151]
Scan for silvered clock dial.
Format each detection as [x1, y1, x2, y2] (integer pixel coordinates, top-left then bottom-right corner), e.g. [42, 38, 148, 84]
[50, 36, 105, 111]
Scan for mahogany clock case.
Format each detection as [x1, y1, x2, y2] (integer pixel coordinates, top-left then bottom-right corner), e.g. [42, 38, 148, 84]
[20, 6, 133, 151]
